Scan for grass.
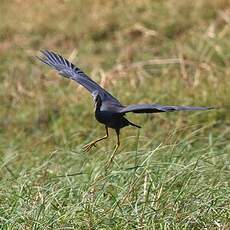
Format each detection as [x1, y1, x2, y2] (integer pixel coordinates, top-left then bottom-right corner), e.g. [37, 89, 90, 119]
[0, 0, 230, 229]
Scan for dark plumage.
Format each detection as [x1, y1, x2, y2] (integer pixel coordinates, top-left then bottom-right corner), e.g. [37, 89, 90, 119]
[37, 50, 213, 153]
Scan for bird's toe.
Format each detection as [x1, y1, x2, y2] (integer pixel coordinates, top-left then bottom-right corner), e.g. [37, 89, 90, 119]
[82, 142, 97, 152]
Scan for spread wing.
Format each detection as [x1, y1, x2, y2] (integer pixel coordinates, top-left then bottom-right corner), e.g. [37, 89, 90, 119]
[37, 50, 122, 105]
[119, 104, 213, 114]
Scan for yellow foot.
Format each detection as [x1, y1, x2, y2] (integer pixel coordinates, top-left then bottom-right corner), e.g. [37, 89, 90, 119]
[105, 145, 119, 168]
[105, 156, 114, 169]
[82, 142, 97, 152]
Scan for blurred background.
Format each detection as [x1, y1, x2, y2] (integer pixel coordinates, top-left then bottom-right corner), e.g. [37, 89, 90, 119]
[1, 0, 229, 151]
[0, 0, 229, 228]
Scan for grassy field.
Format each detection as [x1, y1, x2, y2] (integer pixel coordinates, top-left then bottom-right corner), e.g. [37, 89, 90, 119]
[0, 0, 230, 229]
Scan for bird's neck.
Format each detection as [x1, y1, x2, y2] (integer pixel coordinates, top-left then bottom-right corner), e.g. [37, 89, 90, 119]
[95, 98, 102, 113]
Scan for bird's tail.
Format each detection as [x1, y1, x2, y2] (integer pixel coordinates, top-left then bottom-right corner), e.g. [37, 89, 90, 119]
[128, 120, 141, 128]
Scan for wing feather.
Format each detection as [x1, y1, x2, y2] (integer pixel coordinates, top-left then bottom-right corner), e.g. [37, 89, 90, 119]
[120, 104, 213, 114]
[37, 50, 122, 105]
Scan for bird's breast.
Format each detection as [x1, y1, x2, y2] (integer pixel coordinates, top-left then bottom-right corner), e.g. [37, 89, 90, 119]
[95, 110, 114, 124]
[95, 110, 128, 129]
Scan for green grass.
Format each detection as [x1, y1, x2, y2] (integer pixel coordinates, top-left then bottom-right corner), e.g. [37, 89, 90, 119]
[0, 0, 229, 229]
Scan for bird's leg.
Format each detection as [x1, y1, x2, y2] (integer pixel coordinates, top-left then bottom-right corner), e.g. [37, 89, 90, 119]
[83, 126, 109, 152]
[106, 129, 120, 167]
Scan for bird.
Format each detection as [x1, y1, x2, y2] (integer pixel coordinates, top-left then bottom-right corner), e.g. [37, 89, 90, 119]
[37, 50, 213, 156]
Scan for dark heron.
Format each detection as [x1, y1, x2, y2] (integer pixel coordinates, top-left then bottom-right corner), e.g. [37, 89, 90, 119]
[37, 50, 213, 154]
